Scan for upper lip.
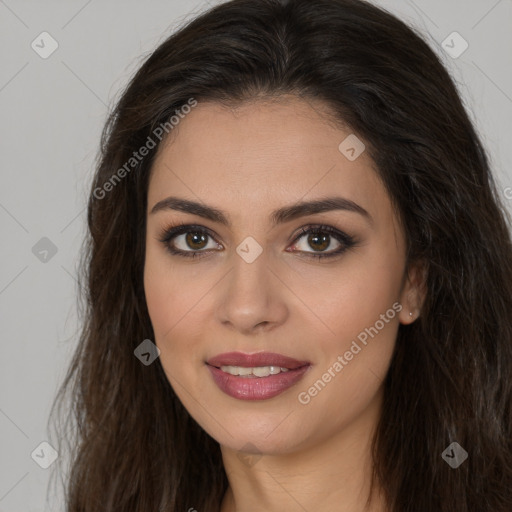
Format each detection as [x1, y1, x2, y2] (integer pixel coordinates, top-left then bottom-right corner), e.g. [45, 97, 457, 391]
[206, 351, 310, 370]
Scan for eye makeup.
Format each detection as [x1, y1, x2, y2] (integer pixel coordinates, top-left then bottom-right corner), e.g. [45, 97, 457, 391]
[156, 222, 358, 261]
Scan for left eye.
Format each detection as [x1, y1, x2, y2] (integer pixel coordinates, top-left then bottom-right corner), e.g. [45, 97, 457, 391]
[293, 229, 341, 253]
[288, 225, 356, 259]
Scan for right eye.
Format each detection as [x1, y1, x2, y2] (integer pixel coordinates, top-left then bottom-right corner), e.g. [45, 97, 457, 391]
[158, 224, 222, 259]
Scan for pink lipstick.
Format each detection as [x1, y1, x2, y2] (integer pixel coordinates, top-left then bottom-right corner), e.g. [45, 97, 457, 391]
[206, 351, 311, 400]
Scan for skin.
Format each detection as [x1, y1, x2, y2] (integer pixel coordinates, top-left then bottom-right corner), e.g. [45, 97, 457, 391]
[144, 95, 425, 512]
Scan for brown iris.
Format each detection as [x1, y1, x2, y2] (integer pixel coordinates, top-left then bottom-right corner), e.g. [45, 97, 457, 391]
[186, 232, 208, 250]
[307, 233, 330, 252]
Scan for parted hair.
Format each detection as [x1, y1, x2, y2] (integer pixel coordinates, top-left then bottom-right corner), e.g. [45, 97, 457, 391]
[49, 1, 512, 510]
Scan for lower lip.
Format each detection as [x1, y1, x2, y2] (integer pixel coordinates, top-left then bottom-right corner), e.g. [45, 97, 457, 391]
[206, 364, 311, 400]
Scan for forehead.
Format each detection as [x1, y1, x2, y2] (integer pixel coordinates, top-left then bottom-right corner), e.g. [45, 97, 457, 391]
[148, 96, 387, 222]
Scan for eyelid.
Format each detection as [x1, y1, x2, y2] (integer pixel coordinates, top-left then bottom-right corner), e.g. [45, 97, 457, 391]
[157, 222, 357, 260]
[290, 224, 354, 246]
[157, 223, 222, 253]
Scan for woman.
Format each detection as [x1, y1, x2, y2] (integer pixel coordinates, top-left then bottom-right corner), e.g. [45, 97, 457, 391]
[49, 0, 512, 510]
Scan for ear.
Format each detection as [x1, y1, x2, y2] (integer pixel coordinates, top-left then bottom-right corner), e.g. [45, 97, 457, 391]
[398, 260, 427, 324]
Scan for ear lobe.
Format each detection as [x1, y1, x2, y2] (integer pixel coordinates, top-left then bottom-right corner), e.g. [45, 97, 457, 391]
[398, 260, 427, 324]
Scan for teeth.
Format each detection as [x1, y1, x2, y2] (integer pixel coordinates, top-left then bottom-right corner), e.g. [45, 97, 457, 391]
[220, 365, 291, 377]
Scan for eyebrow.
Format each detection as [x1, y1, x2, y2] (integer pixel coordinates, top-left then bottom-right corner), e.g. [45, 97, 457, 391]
[150, 196, 373, 226]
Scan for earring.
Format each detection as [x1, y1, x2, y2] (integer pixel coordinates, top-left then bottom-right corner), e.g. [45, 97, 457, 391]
[409, 312, 413, 317]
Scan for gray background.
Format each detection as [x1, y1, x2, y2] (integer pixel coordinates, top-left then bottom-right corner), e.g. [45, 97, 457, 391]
[0, 0, 511, 510]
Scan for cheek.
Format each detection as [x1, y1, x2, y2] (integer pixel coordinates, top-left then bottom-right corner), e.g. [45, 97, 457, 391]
[144, 250, 176, 337]
[298, 270, 400, 390]
[296, 252, 403, 351]
[144, 244, 202, 334]
[144, 248, 182, 359]
[143, 246, 214, 378]
[295, 291, 400, 445]
[293, 245, 403, 408]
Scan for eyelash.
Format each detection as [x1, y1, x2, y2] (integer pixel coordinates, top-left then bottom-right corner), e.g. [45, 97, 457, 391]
[157, 223, 357, 261]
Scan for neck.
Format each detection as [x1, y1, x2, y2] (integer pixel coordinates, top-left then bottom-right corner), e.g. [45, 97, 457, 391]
[219, 388, 387, 512]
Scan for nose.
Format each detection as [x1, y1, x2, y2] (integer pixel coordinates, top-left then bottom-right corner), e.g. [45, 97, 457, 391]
[215, 249, 289, 335]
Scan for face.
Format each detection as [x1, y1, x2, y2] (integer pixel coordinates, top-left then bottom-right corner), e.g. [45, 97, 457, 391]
[144, 95, 422, 455]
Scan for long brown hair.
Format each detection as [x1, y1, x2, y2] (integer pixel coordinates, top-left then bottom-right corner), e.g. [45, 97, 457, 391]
[48, 0, 512, 510]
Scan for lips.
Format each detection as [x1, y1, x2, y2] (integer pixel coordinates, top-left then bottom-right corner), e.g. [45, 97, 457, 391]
[206, 351, 310, 370]
[206, 351, 311, 400]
